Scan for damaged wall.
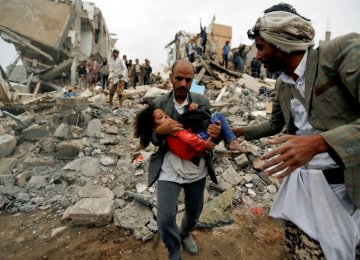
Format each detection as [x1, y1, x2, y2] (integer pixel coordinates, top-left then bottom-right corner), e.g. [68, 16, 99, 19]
[0, 0, 114, 91]
[210, 23, 232, 62]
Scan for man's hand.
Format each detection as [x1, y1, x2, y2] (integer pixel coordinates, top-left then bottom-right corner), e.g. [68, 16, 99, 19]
[260, 134, 329, 178]
[207, 121, 221, 139]
[205, 138, 216, 151]
[155, 119, 183, 137]
[232, 127, 244, 138]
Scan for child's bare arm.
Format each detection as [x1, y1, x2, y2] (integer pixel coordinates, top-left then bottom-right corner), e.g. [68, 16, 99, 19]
[156, 119, 183, 137]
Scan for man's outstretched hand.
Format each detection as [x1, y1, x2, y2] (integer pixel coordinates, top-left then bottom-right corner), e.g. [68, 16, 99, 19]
[260, 134, 329, 178]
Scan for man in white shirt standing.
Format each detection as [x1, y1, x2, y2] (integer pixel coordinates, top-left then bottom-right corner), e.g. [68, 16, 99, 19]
[108, 49, 128, 107]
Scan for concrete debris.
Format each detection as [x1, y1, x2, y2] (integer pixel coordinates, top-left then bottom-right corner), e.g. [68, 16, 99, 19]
[113, 200, 153, 233]
[0, 2, 282, 245]
[51, 226, 67, 238]
[0, 134, 17, 158]
[62, 198, 115, 226]
[78, 185, 115, 199]
[0, 0, 115, 106]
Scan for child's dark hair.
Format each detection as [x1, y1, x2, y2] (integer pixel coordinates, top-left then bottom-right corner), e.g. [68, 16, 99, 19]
[134, 103, 156, 147]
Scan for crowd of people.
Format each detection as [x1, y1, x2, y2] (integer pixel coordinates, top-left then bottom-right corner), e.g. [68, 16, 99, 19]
[76, 52, 159, 91]
[75, 49, 162, 107]
[132, 3, 359, 260]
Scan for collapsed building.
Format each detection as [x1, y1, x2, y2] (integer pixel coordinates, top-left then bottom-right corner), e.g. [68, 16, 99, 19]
[0, 3, 280, 245]
[0, 0, 115, 106]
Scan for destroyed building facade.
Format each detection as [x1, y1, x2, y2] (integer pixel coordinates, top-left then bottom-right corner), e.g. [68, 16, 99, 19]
[0, 0, 115, 105]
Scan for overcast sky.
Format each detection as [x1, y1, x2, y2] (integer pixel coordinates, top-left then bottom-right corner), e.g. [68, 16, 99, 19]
[1, 0, 359, 72]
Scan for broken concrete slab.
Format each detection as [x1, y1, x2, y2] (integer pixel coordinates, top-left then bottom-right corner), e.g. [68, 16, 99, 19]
[0, 158, 17, 175]
[63, 198, 115, 226]
[21, 127, 51, 141]
[133, 226, 154, 242]
[78, 185, 115, 199]
[177, 187, 235, 228]
[27, 175, 48, 190]
[221, 166, 242, 186]
[100, 155, 118, 166]
[114, 201, 153, 230]
[62, 156, 100, 177]
[0, 185, 21, 197]
[23, 156, 55, 168]
[0, 134, 17, 158]
[56, 140, 83, 160]
[0, 193, 10, 208]
[86, 119, 102, 137]
[234, 154, 249, 168]
[54, 123, 74, 140]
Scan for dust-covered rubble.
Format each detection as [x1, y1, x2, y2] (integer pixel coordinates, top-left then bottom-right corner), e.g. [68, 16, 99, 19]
[0, 58, 280, 242]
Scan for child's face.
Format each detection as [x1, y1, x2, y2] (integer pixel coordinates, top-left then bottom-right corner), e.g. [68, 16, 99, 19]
[153, 109, 170, 128]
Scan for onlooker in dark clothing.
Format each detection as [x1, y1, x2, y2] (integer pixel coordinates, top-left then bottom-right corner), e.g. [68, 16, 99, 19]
[76, 59, 87, 90]
[251, 57, 261, 78]
[100, 57, 109, 89]
[144, 59, 152, 85]
[86, 56, 99, 90]
[185, 39, 196, 63]
[222, 41, 230, 69]
[200, 19, 207, 54]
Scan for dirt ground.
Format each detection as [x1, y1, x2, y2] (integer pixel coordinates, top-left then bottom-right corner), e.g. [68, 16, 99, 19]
[0, 205, 287, 260]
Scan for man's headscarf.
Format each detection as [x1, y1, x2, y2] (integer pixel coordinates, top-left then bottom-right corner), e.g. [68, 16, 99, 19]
[253, 11, 315, 53]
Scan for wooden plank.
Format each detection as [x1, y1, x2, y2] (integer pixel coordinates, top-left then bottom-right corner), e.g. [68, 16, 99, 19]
[199, 57, 216, 79]
[215, 85, 227, 102]
[21, 96, 42, 105]
[17, 93, 33, 96]
[208, 59, 242, 78]
[32, 82, 41, 98]
[194, 68, 206, 83]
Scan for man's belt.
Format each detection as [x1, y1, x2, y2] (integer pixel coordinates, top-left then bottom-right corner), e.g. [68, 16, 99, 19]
[323, 168, 344, 184]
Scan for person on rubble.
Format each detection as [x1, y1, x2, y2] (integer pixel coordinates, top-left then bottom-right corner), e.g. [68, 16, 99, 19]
[86, 55, 99, 90]
[143, 59, 221, 260]
[108, 48, 128, 107]
[154, 72, 163, 84]
[100, 57, 109, 90]
[185, 39, 196, 63]
[222, 41, 231, 69]
[76, 59, 87, 90]
[129, 58, 144, 88]
[250, 57, 261, 78]
[200, 19, 207, 54]
[143, 59, 152, 85]
[232, 3, 360, 259]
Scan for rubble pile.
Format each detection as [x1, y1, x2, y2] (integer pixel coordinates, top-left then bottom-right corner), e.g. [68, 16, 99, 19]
[0, 53, 280, 241]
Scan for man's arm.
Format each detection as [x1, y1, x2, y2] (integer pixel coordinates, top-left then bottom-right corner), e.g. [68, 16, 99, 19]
[233, 93, 285, 140]
[318, 33, 360, 169]
[261, 33, 360, 177]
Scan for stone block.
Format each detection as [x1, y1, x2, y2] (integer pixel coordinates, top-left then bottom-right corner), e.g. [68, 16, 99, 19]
[86, 119, 102, 137]
[63, 198, 115, 226]
[221, 166, 242, 186]
[54, 123, 74, 140]
[0, 134, 17, 158]
[21, 127, 51, 141]
[234, 154, 249, 168]
[78, 185, 115, 199]
[57, 140, 83, 160]
[0, 158, 17, 175]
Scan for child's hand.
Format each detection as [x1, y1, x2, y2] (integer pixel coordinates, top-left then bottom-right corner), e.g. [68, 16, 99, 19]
[189, 103, 199, 111]
[205, 138, 216, 151]
[156, 119, 183, 136]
